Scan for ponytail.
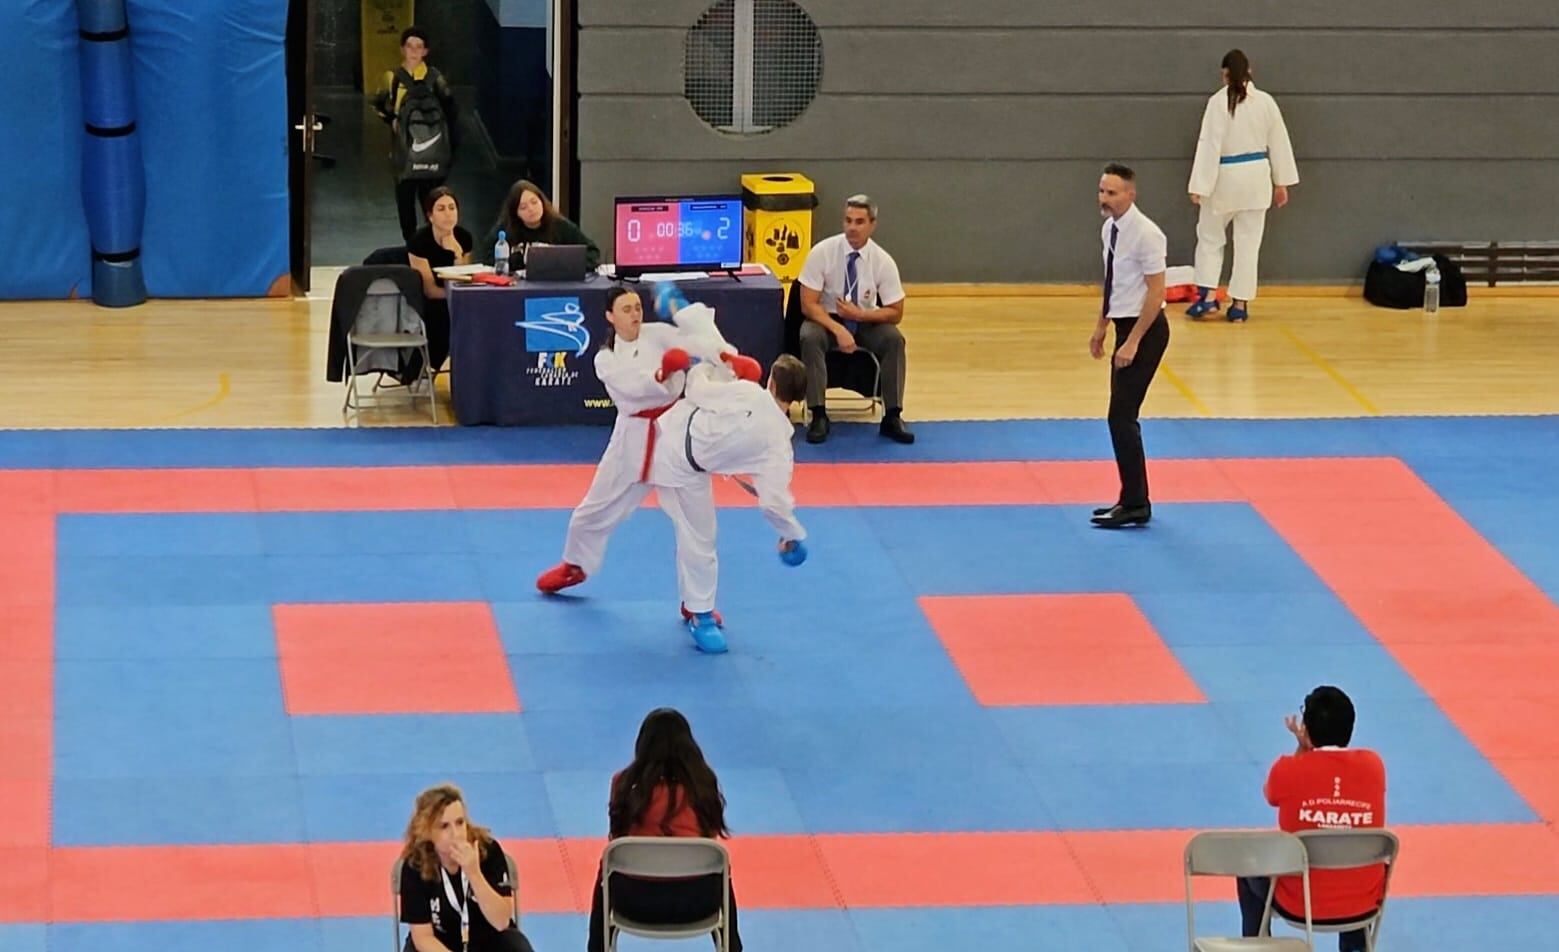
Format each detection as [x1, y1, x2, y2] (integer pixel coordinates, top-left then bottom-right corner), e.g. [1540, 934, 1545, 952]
[1222, 49, 1251, 115]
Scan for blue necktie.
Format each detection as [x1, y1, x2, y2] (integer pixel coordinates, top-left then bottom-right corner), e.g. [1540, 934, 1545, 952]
[843, 251, 861, 333]
[1102, 223, 1118, 318]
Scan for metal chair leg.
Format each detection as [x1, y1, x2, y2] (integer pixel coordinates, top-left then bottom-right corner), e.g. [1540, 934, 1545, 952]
[420, 344, 438, 424]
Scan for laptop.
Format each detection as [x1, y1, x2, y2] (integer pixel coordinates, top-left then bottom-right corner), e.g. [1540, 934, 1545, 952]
[524, 244, 590, 282]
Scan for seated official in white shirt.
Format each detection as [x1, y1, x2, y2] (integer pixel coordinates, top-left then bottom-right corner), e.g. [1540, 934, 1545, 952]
[796, 194, 914, 445]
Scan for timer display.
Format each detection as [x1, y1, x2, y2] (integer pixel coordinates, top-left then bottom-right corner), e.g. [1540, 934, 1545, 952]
[614, 195, 744, 273]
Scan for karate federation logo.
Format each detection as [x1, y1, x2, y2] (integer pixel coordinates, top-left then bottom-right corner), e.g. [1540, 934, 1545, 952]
[517, 297, 589, 387]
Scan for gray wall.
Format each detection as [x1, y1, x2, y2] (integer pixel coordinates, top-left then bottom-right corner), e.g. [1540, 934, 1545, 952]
[576, 0, 1559, 282]
[316, 0, 477, 89]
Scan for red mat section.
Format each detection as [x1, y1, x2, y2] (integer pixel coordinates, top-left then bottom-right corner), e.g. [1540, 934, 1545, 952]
[28, 823, 1559, 921]
[1232, 457, 1559, 800]
[920, 593, 1205, 706]
[274, 603, 519, 715]
[815, 832, 1098, 907]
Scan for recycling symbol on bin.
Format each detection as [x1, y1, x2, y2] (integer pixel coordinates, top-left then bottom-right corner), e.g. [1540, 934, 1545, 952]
[765, 221, 803, 266]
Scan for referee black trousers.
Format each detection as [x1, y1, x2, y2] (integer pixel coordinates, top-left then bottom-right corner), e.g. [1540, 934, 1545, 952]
[1108, 313, 1169, 509]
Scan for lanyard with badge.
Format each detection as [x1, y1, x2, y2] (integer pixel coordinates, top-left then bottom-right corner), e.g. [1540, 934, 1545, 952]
[440, 865, 471, 952]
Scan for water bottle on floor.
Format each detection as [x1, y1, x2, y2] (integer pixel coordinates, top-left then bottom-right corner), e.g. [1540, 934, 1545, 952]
[1424, 264, 1441, 314]
[494, 231, 511, 277]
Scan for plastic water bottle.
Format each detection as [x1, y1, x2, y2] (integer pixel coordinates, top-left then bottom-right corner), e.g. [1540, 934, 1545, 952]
[1423, 265, 1441, 314]
[494, 231, 511, 277]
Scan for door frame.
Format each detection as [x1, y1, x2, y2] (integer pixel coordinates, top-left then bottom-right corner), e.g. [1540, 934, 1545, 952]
[286, 0, 318, 293]
[551, 0, 579, 217]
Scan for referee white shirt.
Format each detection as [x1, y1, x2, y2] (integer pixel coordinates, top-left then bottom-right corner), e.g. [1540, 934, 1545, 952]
[798, 233, 906, 314]
[1101, 203, 1168, 318]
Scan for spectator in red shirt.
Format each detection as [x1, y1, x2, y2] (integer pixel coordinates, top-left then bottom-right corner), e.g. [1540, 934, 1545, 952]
[1239, 685, 1387, 952]
[587, 708, 742, 952]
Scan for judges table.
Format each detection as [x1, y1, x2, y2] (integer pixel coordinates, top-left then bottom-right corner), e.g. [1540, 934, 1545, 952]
[447, 275, 784, 426]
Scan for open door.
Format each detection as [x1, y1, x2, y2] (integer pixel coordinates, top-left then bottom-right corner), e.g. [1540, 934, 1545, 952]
[287, 0, 319, 293]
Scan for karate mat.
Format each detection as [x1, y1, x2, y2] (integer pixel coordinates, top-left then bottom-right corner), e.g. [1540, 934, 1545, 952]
[2, 416, 1558, 951]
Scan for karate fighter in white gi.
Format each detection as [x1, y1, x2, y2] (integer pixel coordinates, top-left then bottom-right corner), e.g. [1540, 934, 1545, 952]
[537, 284, 798, 653]
[646, 346, 810, 654]
[1186, 49, 1299, 322]
[535, 286, 717, 621]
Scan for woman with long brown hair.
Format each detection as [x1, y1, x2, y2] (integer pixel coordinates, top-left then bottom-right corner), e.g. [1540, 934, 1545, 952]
[479, 179, 601, 272]
[587, 708, 742, 952]
[1186, 49, 1299, 323]
[398, 784, 534, 952]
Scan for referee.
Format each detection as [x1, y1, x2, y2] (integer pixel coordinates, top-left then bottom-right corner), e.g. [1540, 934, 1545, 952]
[1090, 163, 1169, 529]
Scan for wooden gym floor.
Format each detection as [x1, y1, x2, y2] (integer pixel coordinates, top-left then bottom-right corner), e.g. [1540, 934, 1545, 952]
[0, 282, 1555, 429]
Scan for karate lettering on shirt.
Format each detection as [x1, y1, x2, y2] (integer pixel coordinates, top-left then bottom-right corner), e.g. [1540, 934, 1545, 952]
[430, 896, 442, 930]
[1297, 776, 1376, 827]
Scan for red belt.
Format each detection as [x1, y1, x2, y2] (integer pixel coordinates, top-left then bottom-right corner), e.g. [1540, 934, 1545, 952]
[633, 402, 679, 482]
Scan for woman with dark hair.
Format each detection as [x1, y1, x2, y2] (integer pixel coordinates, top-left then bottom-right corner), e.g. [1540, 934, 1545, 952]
[479, 180, 601, 272]
[587, 709, 742, 952]
[397, 784, 534, 952]
[404, 185, 470, 380]
[1186, 49, 1299, 322]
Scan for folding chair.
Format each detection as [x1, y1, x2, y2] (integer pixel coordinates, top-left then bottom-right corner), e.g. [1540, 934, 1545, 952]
[779, 279, 884, 421]
[343, 274, 438, 424]
[600, 837, 731, 952]
[1185, 830, 1314, 952]
[1274, 830, 1398, 952]
[392, 854, 521, 952]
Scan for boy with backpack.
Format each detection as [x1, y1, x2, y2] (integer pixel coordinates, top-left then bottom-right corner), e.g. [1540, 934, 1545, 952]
[375, 27, 458, 241]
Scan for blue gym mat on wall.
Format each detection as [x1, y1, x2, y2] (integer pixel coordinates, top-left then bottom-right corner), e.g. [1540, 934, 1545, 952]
[0, 1, 289, 301]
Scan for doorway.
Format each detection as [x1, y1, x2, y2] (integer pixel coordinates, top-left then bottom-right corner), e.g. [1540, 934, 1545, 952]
[288, 0, 563, 283]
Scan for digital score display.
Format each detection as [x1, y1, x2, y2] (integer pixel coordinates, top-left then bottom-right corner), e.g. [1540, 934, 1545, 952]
[613, 195, 743, 273]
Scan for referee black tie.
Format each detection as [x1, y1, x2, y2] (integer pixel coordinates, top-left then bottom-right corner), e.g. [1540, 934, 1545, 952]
[1102, 222, 1119, 317]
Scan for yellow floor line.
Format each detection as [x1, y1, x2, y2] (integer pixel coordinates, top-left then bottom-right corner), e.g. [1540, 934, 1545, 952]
[1277, 325, 1381, 415]
[1159, 363, 1212, 417]
[165, 372, 232, 421]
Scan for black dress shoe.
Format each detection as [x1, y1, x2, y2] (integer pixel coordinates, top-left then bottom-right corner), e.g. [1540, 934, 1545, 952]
[806, 411, 830, 444]
[1092, 504, 1120, 516]
[1091, 505, 1152, 528]
[880, 415, 916, 444]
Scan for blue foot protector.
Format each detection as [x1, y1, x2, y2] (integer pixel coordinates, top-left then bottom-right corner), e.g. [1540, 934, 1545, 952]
[1186, 287, 1221, 319]
[687, 612, 728, 654]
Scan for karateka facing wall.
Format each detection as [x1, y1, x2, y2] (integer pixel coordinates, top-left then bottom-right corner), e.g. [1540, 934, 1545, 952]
[1186, 49, 1300, 323]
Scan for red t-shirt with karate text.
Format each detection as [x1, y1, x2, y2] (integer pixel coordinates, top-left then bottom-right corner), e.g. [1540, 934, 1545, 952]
[1263, 746, 1387, 920]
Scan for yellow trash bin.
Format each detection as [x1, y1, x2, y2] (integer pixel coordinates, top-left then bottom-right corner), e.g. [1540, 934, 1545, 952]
[362, 0, 415, 96]
[742, 173, 818, 287]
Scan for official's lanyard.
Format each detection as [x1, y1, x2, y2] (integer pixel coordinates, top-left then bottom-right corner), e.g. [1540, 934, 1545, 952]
[843, 270, 860, 305]
[440, 866, 471, 952]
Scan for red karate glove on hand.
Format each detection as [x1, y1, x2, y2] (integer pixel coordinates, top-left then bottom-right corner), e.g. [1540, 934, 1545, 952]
[722, 352, 763, 383]
[656, 347, 691, 383]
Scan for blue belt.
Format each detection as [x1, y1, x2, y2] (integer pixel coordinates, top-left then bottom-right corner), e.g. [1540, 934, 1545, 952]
[1220, 151, 1269, 165]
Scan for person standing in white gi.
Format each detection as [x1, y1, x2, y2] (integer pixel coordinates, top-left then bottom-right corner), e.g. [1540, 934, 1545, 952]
[536, 287, 719, 626]
[1186, 49, 1299, 323]
[648, 355, 811, 653]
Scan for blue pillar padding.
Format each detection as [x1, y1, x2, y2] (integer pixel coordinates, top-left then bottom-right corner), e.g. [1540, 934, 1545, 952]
[78, 0, 147, 307]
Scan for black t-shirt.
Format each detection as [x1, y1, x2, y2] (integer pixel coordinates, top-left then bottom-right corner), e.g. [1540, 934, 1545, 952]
[408, 225, 474, 286]
[399, 841, 514, 952]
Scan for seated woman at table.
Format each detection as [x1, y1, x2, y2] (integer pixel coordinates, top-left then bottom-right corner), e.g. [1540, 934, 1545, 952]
[479, 179, 601, 273]
[405, 185, 471, 381]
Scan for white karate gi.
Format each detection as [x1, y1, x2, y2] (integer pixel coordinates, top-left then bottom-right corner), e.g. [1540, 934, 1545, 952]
[560, 322, 718, 610]
[648, 367, 807, 611]
[1188, 82, 1299, 302]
